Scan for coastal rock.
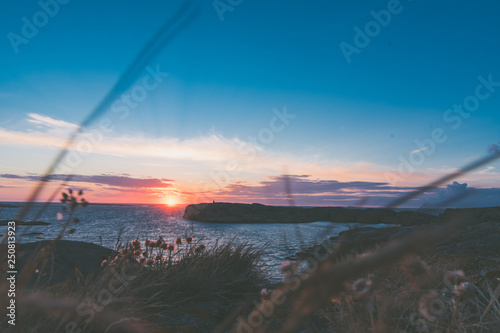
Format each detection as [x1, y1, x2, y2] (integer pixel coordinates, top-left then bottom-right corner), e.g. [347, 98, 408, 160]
[4, 240, 114, 288]
[183, 203, 436, 225]
[436, 206, 500, 225]
[334, 225, 416, 254]
[0, 219, 50, 226]
[298, 207, 500, 279]
[327, 221, 500, 257]
[388, 210, 438, 225]
[0, 203, 19, 208]
[433, 221, 500, 255]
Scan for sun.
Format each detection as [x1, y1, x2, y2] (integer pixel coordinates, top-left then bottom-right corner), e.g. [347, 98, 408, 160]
[167, 199, 175, 206]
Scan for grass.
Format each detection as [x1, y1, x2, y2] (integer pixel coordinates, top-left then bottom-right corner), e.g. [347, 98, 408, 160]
[4, 238, 266, 332]
[311, 255, 500, 332]
[7, 248, 499, 332]
[228, 243, 500, 333]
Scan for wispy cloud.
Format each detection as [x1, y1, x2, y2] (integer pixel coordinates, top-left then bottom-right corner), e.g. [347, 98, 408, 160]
[0, 114, 391, 184]
[0, 173, 173, 188]
[478, 166, 495, 174]
[411, 146, 429, 154]
[26, 113, 79, 129]
[0, 113, 79, 148]
[203, 174, 418, 206]
[0, 113, 262, 162]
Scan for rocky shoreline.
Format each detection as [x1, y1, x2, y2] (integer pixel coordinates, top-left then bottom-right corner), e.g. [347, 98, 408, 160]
[0, 220, 50, 226]
[292, 206, 500, 280]
[184, 204, 500, 280]
[1, 240, 113, 288]
[183, 202, 436, 225]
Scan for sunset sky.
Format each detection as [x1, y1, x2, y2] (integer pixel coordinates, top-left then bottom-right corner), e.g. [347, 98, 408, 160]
[1, 0, 500, 207]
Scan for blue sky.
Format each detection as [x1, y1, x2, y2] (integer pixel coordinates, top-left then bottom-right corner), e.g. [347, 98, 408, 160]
[1, 0, 499, 206]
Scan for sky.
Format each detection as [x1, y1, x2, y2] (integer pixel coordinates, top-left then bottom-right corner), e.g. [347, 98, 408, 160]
[0, 0, 500, 207]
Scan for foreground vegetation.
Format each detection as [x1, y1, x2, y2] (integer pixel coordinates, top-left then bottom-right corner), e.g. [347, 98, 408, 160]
[1, 190, 499, 332]
[4, 239, 499, 332]
[5, 239, 265, 332]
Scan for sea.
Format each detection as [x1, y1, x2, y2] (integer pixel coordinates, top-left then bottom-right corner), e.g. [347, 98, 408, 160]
[0, 202, 404, 280]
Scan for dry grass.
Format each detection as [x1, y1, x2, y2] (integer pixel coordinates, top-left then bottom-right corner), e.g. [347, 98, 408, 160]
[312, 255, 500, 333]
[220, 216, 500, 333]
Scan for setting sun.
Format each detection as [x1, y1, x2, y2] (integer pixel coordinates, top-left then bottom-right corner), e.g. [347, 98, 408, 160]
[167, 199, 175, 205]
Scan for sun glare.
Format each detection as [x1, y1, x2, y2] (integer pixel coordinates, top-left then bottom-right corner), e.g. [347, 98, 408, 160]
[167, 199, 175, 205]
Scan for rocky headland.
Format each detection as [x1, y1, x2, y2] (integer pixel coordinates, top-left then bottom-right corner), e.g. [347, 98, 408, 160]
[183, 202, 436, 225]
[0, 219, 50, 226]
[184, 203, 500, 279]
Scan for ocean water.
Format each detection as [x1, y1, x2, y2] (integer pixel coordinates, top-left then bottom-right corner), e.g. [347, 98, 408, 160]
[0, 202, 397, 280]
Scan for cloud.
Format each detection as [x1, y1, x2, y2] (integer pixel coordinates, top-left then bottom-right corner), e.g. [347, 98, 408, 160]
[478, 166, 495, 174]
[411, 146, 429, 154]
[446, 181, 468, 196]
[251, 175, 415, 195]
[3, 170, 499, 207]
[0, 174, 24, 179]
[0, 173, 173, 188]
[488, 143, 500, 153]
[416, 181, 500, 208]
[0, 114, 403, 186]
[72, 175, 173, 188]
[201, 175, 500, 208]
[0, 113, 79, 148]
[26, 113, 79, 129]
[206, 174, 418, 206]
[103, 187, 167, 194]
[2, 114, 499, 194]
[0, 114, 264, 163]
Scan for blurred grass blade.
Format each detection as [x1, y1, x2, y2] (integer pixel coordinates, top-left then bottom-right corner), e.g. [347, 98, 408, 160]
[16, 0, 198, 221]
